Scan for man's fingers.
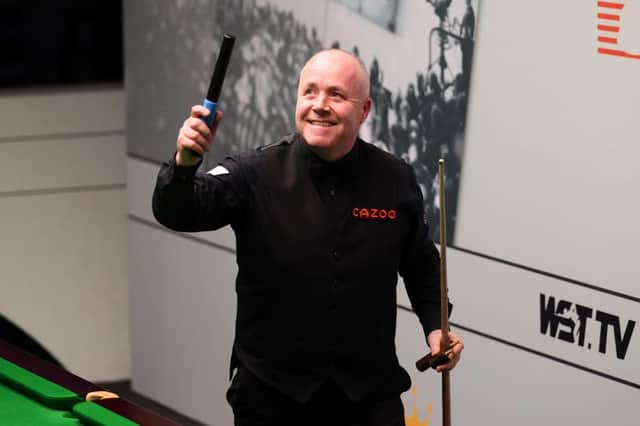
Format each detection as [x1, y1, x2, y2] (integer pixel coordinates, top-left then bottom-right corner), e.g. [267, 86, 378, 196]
[435, 349, 461, 372]
[182, 124, 211, 147]
[179, 115, 213, 149]
[180, 126, 203, 146]
[190, 105, 211, 118]
[185, 117, 213, 139]
[434, 335, 464, 372]
[436, 357, 459, 372]
[177, 123, 212, 156]
[178, 135, 205, 156]
[175, 106, 222, 167]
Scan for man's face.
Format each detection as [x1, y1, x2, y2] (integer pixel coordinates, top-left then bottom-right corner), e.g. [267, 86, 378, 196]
[295, 50, 371, 161]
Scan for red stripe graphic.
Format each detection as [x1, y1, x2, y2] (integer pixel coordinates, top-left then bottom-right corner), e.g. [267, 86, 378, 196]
[598, 13, 620, 20]
[597, 1, 624, 9]
[598, 36, 618, 44]
[598, 24, 620, 32]
[596, 1, 639, 60]
[598, 48, 640, 59]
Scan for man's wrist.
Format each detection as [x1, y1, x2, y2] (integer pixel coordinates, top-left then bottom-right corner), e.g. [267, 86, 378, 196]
[176, 150, 202, 168]
[426, 329, 440, 347]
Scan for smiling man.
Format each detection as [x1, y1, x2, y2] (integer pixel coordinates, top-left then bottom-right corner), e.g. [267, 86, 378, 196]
[295, 49, 371, 161]
[153, 48, 463, 426]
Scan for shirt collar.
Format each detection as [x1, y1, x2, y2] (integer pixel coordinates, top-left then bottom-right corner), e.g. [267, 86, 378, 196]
[299, 134, 360, 174]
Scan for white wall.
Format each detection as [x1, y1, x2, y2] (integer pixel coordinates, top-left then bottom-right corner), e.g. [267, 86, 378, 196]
[0, 87, 131, 382]
[456, 1, 640, 291]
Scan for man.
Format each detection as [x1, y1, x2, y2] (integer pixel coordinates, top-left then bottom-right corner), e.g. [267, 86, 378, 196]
[153, 49, 464, 426]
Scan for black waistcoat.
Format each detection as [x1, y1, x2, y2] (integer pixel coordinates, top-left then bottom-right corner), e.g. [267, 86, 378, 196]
[153, 134, 442, 403]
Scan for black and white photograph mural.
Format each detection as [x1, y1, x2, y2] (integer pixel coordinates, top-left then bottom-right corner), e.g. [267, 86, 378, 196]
[334, 0, 401, 32]
[126, 0, 479, 241]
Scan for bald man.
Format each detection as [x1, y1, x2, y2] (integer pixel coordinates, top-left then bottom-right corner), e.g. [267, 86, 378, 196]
[153, 49, 463, 426]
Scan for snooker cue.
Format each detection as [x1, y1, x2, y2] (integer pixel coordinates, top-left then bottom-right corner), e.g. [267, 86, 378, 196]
[414, 159, 458, 370]
[438, 159, 452, 426]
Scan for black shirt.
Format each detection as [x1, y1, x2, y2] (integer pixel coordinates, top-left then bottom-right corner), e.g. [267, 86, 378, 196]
[153, 133, 444, 403]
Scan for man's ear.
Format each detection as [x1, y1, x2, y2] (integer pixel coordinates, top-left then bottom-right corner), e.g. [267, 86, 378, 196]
[360, 97, 372, 123]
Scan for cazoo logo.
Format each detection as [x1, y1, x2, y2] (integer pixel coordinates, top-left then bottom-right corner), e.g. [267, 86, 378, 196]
[539, 293, 636, 360]
[597, 1, 640, 59]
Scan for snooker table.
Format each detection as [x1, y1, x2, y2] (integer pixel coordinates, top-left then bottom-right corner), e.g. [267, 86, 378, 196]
[0, 339, 178, 425]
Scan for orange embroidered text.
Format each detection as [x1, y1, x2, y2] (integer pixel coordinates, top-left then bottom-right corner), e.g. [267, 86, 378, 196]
[352, 207, 397, 220]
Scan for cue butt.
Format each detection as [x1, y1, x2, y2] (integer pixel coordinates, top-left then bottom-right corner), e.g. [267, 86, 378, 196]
[202, 34, 236, 128]
[188, 34, 236, 160]
[415, 340, 460, 372]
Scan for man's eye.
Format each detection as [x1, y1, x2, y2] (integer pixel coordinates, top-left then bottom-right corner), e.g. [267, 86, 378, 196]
[303, 88, 314, 95]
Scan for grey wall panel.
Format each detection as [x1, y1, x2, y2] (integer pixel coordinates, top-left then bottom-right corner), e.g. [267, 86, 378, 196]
[0, 88, 124, 139]
[129, 220, 236, 425]
[0, 135, 125, 193]
[0, 189, 130, 382]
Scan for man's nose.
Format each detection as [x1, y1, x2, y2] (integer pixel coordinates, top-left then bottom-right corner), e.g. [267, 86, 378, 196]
[312, 93, 330, 112]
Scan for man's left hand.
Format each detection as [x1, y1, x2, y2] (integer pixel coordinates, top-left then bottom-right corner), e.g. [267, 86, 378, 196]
[426, 330, 464, 372]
